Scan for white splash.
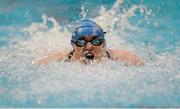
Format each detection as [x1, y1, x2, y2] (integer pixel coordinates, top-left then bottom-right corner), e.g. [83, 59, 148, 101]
[0, 0, 179, 107]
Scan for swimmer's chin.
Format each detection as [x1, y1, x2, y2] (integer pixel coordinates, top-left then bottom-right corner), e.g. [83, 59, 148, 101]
[81, 59, 96, 65]
[80, 57, 101, 65]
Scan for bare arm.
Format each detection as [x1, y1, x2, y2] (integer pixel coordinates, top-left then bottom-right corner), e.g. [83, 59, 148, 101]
[110, 49, 145, 66]
[32, 50, 69, 64]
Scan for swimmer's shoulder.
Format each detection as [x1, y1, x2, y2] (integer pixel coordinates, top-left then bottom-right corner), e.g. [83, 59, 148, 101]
[108, 49, 145, 66]
[32, 50, 70, 65]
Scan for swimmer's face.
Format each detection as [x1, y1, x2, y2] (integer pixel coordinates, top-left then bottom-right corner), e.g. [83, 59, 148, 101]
[72, 35, 105, 63]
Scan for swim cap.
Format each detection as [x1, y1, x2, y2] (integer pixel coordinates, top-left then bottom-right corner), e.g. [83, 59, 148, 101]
[71, 20, 105, 42]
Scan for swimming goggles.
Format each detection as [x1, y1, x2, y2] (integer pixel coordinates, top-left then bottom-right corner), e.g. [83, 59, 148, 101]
[72, 38, 104, 47]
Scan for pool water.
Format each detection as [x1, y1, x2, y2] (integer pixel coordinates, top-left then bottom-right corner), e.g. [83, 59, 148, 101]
[0, 0, 180, 108]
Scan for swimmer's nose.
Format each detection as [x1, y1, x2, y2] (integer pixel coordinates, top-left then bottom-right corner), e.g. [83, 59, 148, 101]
[85, 42, 93, 51]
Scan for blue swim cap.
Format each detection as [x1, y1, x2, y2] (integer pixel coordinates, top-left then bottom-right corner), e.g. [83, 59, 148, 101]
[71, 20, 105, 42]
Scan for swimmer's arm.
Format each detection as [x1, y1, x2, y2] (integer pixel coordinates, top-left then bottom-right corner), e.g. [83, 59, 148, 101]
[110, 49, 145, 66]
[32, 51, 69, 64]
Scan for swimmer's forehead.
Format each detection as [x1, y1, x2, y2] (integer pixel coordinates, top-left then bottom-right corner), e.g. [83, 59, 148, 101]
[79, 35, 99, 40]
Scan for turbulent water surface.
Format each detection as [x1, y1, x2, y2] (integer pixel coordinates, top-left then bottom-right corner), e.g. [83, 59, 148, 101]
[0, 0, 180, 107]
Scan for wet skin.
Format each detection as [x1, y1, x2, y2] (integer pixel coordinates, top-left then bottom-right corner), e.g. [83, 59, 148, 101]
[33, 36, 145, 65]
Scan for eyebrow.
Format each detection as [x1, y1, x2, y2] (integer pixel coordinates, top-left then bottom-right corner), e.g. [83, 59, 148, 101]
[81, 35, 98, 40]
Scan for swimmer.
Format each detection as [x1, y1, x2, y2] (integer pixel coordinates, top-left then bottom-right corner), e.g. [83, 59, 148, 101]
[33, 20, 144, 65]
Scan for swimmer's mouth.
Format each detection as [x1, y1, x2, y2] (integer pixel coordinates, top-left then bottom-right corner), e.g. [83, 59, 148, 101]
[84, 51, 94, 60]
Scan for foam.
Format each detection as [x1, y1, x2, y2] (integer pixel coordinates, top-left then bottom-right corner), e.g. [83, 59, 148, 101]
[0, 0, 179, 107]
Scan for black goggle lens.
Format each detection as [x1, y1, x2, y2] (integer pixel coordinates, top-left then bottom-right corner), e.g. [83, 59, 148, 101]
[92, 38, 102, 46]
[76, 39, 86, 47]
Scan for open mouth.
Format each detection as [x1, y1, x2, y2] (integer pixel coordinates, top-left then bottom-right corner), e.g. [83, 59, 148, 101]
[84, 51, 94, 60]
